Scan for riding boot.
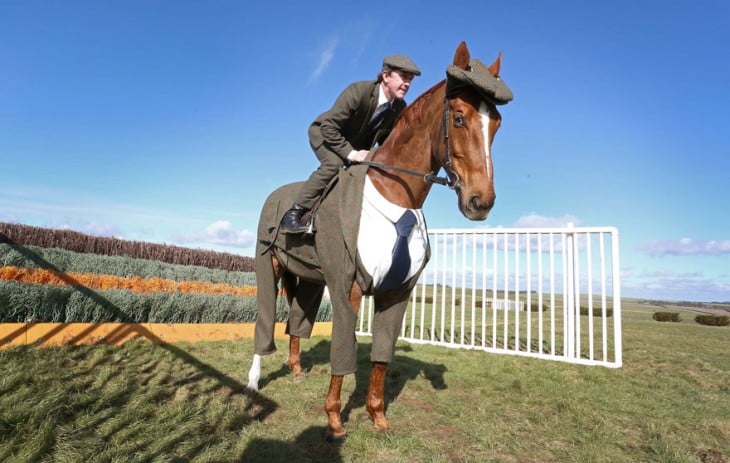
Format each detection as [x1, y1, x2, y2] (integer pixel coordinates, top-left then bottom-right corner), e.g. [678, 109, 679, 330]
[279, 203, 309, 234]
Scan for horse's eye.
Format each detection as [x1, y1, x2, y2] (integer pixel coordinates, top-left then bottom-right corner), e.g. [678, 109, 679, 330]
[453, 114, 466, 127]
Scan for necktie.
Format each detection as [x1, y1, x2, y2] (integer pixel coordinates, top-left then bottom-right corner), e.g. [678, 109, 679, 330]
[368, 102, 390, 132]
[378, 210, 417, 291]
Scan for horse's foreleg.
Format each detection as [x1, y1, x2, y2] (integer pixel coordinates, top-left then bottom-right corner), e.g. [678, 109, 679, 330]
[287, 336, 306, 382]
[366, 361, 390, 430]
[324, 280, 363, 442]
[324, 375, 347, 442]
[246, 353, 262, 392]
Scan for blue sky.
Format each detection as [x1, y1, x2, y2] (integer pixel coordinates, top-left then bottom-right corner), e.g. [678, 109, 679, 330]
[1, 1, 728, 302]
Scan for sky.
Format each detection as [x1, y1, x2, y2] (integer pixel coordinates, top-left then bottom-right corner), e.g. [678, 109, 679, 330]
[1, 1, 728, 302]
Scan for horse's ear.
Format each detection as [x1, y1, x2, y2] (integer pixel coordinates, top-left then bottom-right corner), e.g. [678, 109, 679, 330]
[453, 41, 470, 70]
[488, 52, 502, 77]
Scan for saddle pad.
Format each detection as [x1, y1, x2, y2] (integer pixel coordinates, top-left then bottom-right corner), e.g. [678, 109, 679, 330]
[357, 175, 428, 289]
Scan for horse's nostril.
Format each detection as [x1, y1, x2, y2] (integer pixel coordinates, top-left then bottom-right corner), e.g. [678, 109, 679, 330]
[470, 194, 494, 212]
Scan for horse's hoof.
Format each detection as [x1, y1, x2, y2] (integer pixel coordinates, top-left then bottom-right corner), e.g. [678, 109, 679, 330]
[324, 428, 347, 444]
[372, 420, 390, 432]
[366, 403, 389, 431]
[293, 373, 306, 383]
[369, 411, 390, 431]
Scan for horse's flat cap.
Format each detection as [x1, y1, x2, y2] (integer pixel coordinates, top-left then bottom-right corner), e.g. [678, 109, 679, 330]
[446, 59, 513, 105]
[382, 54, 421, 76]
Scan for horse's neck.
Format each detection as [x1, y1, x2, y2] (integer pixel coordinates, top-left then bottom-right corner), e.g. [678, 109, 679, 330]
[368, 85, 445, 209]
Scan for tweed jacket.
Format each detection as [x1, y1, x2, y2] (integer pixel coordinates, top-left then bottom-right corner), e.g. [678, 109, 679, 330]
[259, 160, 429, 297]
[308, 80, 407, 159]
[257, 162, 431, 373]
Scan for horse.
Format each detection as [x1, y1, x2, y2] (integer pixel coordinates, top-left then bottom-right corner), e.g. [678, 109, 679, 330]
[246, 41, 512, 441]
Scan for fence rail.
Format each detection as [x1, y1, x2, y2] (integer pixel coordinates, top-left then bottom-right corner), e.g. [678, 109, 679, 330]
[358, 225, 622, 368]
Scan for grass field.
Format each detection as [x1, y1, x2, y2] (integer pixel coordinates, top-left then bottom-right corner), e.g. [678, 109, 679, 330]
[0, 302, 727, 462]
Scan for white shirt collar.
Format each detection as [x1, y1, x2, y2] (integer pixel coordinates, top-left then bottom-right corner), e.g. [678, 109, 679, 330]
[377, 84, 390, 106]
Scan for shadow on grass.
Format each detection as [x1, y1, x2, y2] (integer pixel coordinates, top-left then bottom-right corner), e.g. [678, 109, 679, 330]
[256, 338, 448, 427]
[0, 243, 281, 460]
[342, 343, 448, 424]
[240, 340, 447, 459]
[2, 243, 448, 460]
[238, 425, 343, 462]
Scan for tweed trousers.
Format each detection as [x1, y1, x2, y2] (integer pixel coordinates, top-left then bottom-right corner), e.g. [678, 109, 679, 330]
[296, 143, 343, 210]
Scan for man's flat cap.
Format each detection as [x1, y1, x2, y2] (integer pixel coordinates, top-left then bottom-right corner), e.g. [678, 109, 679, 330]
[382, 54, 421, 76]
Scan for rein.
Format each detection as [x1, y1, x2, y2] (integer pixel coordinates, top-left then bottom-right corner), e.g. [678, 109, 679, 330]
[357, 160, 451, 186]
[360, 96, 460, 190]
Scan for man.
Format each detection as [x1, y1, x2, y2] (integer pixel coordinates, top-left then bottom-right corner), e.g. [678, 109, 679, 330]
[279, 54, 421, 233]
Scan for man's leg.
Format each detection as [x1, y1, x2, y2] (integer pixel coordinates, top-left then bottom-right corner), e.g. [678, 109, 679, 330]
[280, 147, 342, 233]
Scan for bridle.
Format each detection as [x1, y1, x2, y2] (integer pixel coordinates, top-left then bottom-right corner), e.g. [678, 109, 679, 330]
[438, 96, 461, 190]
[359, 96, 461, 190]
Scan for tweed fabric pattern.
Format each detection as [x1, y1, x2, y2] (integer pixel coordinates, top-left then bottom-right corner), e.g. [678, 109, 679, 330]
[254, 155, 430, 374]
[446, 58, 513, 105]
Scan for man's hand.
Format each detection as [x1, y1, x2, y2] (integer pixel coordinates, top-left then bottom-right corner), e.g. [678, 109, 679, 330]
[347, 149, 370, 163]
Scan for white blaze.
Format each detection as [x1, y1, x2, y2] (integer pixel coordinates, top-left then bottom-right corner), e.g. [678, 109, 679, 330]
[479, 101, 492, 179]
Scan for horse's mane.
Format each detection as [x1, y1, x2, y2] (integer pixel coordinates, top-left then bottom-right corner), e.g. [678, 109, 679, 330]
[395, 80, 446, 130]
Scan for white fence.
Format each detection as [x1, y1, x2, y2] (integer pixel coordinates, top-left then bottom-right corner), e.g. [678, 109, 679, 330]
[358, 225, 623, 368]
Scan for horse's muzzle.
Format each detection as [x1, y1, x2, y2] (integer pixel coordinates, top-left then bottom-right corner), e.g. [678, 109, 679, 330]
[461, 192, 495, 221]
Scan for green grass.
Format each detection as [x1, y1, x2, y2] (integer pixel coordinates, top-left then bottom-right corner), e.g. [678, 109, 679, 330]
[1, 304, 728, 462]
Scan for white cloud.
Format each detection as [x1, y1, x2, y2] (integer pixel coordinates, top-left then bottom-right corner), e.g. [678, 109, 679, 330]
[637, 269, 705, 279]
[639, 238, 730, 257]
[0, 185, 185, 226]
[513, 213, 581, 228]
[622, 269, 730, 302]
[309, 36, 339, 82]
[173, 220, 254, 249]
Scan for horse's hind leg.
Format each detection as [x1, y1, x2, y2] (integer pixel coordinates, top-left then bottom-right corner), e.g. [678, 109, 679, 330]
[247, 252, 284, 392]
[279, 271, 306, 382]
[284, 278, 324, 383]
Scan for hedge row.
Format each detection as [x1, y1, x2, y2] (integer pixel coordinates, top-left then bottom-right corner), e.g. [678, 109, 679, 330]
[0, 222, 255, 272]
[580, 307, 614, 317]
[0, 280, 333, 324]
[1, 243, 255, 286]
[694, 315, 729, 327]
[653, 312, 681, 322]
[1, 266, 257, 297]
[0, 225, 338, 324]
[652, 312, 729, 326]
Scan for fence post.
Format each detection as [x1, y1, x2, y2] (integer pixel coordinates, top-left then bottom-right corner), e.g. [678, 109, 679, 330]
[565, 223, 575, 359]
